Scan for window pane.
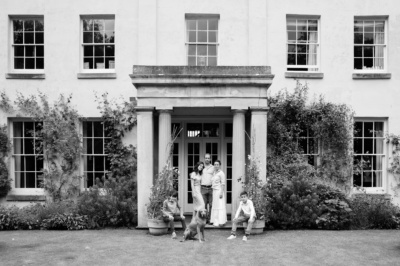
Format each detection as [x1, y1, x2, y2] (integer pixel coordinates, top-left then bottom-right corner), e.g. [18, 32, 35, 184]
[208, 57, 217, 66]
[364, 58, 373, 68]
[15, 46, 24, 56]
[83, 32, 93, 43]
[36, 58, 44, 69]
[354, 33, 363, 44]
[105, 57, 115, 69]
[93, 122, 103, 137]
[297, 20, 307, 31]
[354, 58, 362, 70]
[364, 21, 374, 32]
[105, 31, 115, 43]
[287, 19, 296, 30]
[187, 20, 196, 30]
[198, 45, 206, 56]
[375, 21, 384, 33]
[203, 123, 219, 137]
[354, 21, 363, 33]
[198, 20, 207, 30]
[13, 20, 23, 31]
[26, 172, 36, 188]
[83, 19, 93, 31]
[25, 156, 36, 171]
[364, 33, 374, 44]
[14, 32, 23, 44]
[297, 44, 307, 53]
[94, 156, 105, 171]
[208, 31, 217, 42]
[25, 46, 34, 57]
[187, 123, 202, 137]
[24, 33, 34, 44]
[209, 19, 218, 30]
[105, 45, 114, 56]
[94, 32, 104, 43]
[287, 54, 296, 65]
[287, 31, 296, 42]
[188, 45, 196, 56]
[93, 139, 103, 154]
[364, 46, 373, 57]
[95, 46, 104, 56]
[297, 31, 307, 42]
[375, 33, 384, 44]
[35, 32, 44, 44]
[297, 54, 306, 65]
[25, 58, 35, 69]
[188, 56, 196, 66]
[35, 20, 44, 31]
[84, 45, 93, 57]
[36, 46, 44, 57]
[198, 31, 207, 42]
[188, 31, 196, 42]
[104, 20, 114, 31]
[208, 45, 216, 56]
[93, 19, 104, 31]
[308, 20, 318, 31]
[83, 58, 93, 69]
[354, 46, 362, 57]
[24, 20, 34, 31]
[95, 58, 105, 69]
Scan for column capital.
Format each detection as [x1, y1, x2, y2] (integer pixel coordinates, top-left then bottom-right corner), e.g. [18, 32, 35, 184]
[135, 106, 155, 112]
[231, 109, 247, 114]
[249, 106, 269, 114]
[157, 109, 173, 114]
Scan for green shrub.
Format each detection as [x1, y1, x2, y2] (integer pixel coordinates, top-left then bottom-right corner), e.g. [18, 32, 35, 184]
[0, 205, 40, 230]
[41, 213, 90, 230]
[349, 195, 400, 229]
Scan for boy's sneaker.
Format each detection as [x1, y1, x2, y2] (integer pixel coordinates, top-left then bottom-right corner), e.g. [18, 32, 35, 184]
[172, 232, 177, 239]
[242, 235, 248, 241]
[227, 234, 236, 240]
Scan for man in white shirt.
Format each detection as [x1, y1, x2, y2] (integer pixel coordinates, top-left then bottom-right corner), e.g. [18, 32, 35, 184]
[201, 153, 214, 224]
[227, 191, 256, 241]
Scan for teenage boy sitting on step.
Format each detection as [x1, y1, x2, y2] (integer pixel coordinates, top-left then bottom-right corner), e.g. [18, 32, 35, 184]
[162, 191, 186, 239]
[227, 191, 256, 242]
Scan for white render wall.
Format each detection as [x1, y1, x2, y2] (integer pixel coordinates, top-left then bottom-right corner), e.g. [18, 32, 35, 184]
[1, 0, 400, 204]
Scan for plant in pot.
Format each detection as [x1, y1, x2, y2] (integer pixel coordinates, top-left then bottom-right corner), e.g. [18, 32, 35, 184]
[240, 155, 269, 234]
[146, 129, 181, 235]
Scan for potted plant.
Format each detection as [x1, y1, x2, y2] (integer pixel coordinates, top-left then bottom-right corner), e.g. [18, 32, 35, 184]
[240, 155, 269, 234]
[146, 129, 181, 235]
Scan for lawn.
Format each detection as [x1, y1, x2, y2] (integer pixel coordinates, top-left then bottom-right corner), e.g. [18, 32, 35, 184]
[1, 229, 400, 266]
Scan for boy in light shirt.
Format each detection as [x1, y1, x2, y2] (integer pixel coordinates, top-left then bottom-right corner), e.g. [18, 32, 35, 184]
[227, 191, 256, 241]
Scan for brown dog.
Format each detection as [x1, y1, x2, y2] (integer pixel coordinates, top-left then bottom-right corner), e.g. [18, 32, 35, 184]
[181, 209, 207, 243]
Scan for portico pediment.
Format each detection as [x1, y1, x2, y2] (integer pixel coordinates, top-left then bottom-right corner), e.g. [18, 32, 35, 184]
[130, 66, 274, 110]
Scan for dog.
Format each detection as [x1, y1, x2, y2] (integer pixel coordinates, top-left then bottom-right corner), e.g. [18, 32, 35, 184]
[181, 209, 207, 243]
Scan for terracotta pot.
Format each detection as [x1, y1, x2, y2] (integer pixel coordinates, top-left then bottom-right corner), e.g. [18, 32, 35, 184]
[147, 219, 168, 235]
[243, 219, 265, 234]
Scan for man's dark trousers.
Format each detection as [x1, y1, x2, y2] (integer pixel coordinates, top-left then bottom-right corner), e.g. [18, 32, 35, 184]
[201, 185, 213, 223]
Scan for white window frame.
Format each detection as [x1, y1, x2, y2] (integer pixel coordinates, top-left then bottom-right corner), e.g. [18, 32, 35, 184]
[80, 119, 111, 189]
[9, 119, 45, 195]
[353, 118, 387, 193]
[185, 14, 219, 66]
[297, 128, 319, 166]
[286, 15, 321, 72]
[8, 15, 45, 74]
[80, 15, 115, 73]
[353, 16, 388, 73]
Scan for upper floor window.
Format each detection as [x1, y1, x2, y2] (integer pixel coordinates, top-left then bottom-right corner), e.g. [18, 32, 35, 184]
[12, 121, 43, 188]
[353, 120, 385, 189]
[82, 121, 110, 187]
[354, 17, 387, 71]
[186, 14, 219, 66]
[287, 16, 320, 72]
[12, 17, 44, 70]
[81, 16, 115, 71]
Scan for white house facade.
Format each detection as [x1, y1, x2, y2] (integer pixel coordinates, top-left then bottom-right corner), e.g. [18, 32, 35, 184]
[1, 0, 399, 227]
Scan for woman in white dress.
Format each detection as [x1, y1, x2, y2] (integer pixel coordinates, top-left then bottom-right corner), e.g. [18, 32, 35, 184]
[190, 162, 205, 213]
[210, 160, 227, 226]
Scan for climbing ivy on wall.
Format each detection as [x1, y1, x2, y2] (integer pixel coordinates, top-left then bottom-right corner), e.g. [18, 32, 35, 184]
[0, 125, 11, 197]
[267, 81, 354, 190]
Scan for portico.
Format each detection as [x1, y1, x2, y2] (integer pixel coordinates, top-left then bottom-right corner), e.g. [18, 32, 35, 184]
[130, 66, 274, 227]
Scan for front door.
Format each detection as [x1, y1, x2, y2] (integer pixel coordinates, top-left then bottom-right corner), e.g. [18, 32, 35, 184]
[185, 140, 219, 213]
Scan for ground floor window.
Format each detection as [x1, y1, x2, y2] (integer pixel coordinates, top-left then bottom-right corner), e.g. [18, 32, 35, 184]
[353, 120, 385, 188]
[12, 121, 43, 188]
[82, 121, 110, 187]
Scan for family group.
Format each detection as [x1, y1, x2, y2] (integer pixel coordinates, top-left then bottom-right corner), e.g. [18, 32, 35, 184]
[161, 153, 257, 242]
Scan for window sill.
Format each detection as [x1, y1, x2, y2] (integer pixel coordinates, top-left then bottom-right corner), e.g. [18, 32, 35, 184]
[6, 195, 46, 202]
[285, 72, 324, 79]
[352, 73, 391, 79]
[77, 73, 117, 79]
[5, 73, 45, 79]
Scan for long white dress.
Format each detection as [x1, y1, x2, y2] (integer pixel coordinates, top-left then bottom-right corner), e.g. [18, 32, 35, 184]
[210, 170, 227, 226]
[191, 172, 205, 211]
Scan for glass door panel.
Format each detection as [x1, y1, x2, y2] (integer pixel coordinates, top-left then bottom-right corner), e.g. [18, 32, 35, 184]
[186, 142, 200, 210]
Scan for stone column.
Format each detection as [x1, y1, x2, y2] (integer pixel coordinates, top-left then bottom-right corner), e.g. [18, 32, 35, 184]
[158, 110, 172, 171]
[232, 109, 246, 214]
[136, 107, 154, 227]
[250, 107, 268, 182]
